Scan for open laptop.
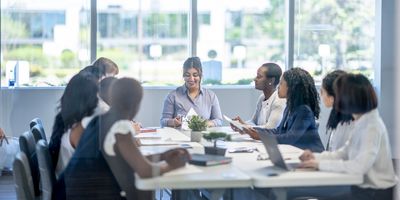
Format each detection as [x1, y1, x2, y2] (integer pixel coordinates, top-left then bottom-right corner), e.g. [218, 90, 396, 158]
[256, 130, 301, 171]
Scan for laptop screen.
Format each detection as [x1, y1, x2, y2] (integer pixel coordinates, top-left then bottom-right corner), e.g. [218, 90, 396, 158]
[255, 128, 289, 171]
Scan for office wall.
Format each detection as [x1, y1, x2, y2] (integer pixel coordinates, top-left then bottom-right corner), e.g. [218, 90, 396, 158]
[0, 86, 330, 146]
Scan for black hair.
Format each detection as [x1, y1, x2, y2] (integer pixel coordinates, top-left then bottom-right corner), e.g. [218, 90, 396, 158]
[322, 70, 353, 130]
[79, 65, 101, 80]
[99, 77, 118, 105]
[334, 73, 378, 115]
[110, 78, 143, 118]
[261, 63, 282, 86]
[48, 73, 99, 167]
[283, 68, 320, 119]
[183, 57, 203, 78]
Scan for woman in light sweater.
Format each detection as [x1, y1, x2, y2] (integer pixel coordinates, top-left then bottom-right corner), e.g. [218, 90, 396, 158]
[300, 73, 397, 200]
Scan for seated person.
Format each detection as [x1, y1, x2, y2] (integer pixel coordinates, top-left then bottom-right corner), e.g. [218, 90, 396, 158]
[160, 57, 223, 128]
[299, 73, 397, 200]
[241, 68, 324, 152]
[79, 57, 119, 81]
[232, 63, 286, 129]
[49, 73, 99, 176]
[54, 78, 190, 199]
[320, 70, 353, 151]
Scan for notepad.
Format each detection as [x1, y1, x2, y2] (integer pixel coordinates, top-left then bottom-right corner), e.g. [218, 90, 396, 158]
[223, 115, 246, 131]
[189, 153, 232, 166]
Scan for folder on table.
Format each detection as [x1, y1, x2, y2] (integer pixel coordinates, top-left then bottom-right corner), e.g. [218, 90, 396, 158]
[189, 153, 232, 166]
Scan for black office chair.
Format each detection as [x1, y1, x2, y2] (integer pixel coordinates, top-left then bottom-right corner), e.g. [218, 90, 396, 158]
[13, 152, 36, 200]
[19, 131, 41, 196]
[30, 118, 47, 142]
[36, 139, 56, 200]
[31, 124, 47, 144]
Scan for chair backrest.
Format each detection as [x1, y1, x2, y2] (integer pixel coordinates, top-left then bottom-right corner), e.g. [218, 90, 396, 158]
[19, 131, 41, 196]
[36, 139, 56, 200]
[13, 152, 35, 200]
[30, 118, 47, 142]
[31, 124, 47, 143]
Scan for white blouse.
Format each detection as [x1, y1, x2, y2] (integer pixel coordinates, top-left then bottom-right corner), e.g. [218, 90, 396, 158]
[248, 91, 286, 129]
[104, 120, 136, 156]
[326, 122, 354, 151]
[315, 109, 398, 189]
[55, 130, 74, 176]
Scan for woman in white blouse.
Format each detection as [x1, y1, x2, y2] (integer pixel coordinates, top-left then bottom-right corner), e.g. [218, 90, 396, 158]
[321, 70, 353, 151]
[232, 63, 286, 129]
[300, 73, 397, 200]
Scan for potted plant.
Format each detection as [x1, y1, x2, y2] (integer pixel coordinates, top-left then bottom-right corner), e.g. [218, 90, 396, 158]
[203, 132, 231, 155]
[188, 115, 207, 142]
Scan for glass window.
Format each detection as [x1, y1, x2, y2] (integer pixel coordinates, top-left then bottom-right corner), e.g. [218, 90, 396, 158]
[1, 0, 91, 86]
[294, 0, 376, 83]
[97, 1, 190, 86]
[197, 0, 285, 85]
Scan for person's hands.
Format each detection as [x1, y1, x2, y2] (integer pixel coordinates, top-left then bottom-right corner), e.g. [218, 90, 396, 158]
[0, 128, 8, 146]
[298, 159, 319, 170]
[162, 148, 191, 170]
[243, 127, 260, 140]
[299, 150, 315, 161]
[232, 116, 245, 124]
[229, 123, 242, 133]
[206, 120, 215, 127]
[132, 121, 142, 133]
[171, 116, 182, 128]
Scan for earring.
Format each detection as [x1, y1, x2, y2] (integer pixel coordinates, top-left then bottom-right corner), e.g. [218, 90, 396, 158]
[268, 83, 272, 86]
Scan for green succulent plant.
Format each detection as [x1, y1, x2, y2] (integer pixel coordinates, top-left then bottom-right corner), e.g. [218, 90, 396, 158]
[188, 115, 207, 131]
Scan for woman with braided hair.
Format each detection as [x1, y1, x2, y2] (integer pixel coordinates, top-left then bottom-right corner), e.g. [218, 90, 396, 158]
[242, 67, 324, 152]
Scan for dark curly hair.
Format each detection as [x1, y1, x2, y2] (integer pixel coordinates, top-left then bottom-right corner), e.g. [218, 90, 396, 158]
[283, 68, 320, 119]
[322, 70, 353, 130]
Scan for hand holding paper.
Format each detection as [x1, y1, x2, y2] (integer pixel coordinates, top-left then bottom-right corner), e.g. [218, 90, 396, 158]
[223, 115, 247, 131]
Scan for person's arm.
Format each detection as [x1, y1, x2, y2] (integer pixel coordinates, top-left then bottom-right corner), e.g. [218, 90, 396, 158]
[273, 105, 314, 145]
[69, 123, 84, 149]
[0, 128, 8, 146]
[208, 93, 223, 127]
[160, 93, 182, 127]
[115, 133, 189, 178]
[317, 125, 382, 174]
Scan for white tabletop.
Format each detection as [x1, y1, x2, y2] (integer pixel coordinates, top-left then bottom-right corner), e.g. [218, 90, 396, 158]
[135, 127, 363, 191]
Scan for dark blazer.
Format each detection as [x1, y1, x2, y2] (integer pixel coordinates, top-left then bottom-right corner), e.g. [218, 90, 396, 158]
[258, 105, 324, 152]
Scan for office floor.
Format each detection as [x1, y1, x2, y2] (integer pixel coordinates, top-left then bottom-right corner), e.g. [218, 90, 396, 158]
[0, 170, 16, 200]
[0, 170, 171, 200]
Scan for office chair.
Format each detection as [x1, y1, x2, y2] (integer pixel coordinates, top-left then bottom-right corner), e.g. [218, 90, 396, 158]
[13, 152, 36, 200]
[36, 139, 56, 200]
[19, 131, 41, 196]
[30, 118, 47, 142]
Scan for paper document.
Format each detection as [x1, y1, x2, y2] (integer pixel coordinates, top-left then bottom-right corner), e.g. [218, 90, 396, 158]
[135, 132, 162, 139]
[138, 139, 179, 146]
[223, 115, 246, 131]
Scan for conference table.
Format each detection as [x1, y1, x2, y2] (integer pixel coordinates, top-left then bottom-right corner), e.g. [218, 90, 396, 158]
[134, 127, 363, 200]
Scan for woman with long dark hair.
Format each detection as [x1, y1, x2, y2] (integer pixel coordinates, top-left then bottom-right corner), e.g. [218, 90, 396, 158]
[321, 70, 353, 151]
[161, 57, 223, 128]
[56, 78, 190, 199]
[242, 68, 324, 152]
[300, 73, 397, 200]
[49, 73, 99, 175]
